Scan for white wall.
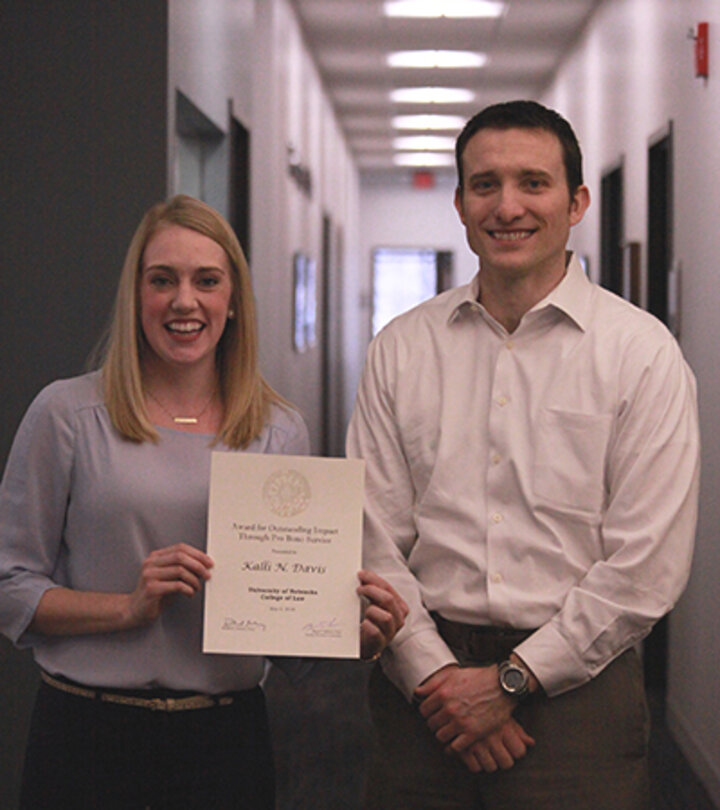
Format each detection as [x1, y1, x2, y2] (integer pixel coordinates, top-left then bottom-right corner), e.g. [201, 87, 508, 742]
[251, 0, 361, 451]
[543, 1, 720, 803]
[168, 0, 361, 453]
[168, 0, 254, 214]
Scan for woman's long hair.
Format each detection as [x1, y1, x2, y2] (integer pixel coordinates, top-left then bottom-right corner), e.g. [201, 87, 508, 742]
[97, 194, 287, 448]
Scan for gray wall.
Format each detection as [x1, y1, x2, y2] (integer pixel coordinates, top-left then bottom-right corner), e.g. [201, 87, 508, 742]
[0, 3, 169, 806]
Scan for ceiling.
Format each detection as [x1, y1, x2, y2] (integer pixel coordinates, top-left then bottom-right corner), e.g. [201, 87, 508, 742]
[290, 0, 603, 179]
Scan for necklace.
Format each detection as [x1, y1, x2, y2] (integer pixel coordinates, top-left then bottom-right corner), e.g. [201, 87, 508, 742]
[145, 388, 216, 425]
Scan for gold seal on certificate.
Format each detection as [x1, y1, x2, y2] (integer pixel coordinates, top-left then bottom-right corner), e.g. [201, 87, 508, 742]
[203, 453, 365, 658]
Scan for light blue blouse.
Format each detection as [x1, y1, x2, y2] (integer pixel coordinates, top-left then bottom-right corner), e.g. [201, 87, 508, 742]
[0, 371, 310, 692]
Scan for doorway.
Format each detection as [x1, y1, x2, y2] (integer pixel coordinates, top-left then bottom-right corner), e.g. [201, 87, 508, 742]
[371, 247, 454, 337]
[175, 90, 226, 210]
[644, 122, 674, 691]
[320, 216, 345, 457]
[229, 115, 251, 264]
[600, 164, 624, 295]
[647, 125, 673, 324]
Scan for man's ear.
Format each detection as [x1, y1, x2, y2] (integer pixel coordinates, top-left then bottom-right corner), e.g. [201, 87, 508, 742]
[569, 184, 590, 227]
[454, 186, 466, 226]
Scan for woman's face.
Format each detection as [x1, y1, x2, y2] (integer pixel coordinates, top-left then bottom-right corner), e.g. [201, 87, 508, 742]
[139, 224, 234, 375]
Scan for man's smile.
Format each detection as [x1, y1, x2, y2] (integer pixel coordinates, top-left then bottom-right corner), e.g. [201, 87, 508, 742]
[487, 229, 536, 242]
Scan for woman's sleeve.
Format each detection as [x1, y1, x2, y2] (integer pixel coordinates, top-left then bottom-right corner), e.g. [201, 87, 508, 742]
[0, 384, 75, 646]
[274, 405, 311, 456]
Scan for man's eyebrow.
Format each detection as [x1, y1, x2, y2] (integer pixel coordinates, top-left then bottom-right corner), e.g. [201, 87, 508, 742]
[518, 168, 553, 179]
[466, 167, 554, 183]
[466, 170, 497, 183]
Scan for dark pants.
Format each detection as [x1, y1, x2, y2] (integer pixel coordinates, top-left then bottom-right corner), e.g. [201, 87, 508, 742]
[20, 681, 276, 809]
[364, 643, 651, 809]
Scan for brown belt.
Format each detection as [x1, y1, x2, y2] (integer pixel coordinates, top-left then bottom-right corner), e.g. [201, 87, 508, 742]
[41, 670, 237, 712]
[431, 613, 534, 663]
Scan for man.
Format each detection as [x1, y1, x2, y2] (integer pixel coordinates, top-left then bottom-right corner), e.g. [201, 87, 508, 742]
[347, 101, 699, 809]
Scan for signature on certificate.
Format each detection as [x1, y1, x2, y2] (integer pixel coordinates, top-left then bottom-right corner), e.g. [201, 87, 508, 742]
[302, 617, 343, 638]
[221, 618, 267, 632]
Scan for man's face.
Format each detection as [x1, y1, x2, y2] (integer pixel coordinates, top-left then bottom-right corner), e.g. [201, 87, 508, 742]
[454, 127, 589, 282]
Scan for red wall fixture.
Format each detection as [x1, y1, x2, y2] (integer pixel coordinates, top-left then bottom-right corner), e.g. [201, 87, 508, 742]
[696, 22, 709, 78]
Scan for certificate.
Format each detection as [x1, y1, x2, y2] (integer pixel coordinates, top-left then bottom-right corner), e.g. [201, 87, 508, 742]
[203, 453, 364, 658]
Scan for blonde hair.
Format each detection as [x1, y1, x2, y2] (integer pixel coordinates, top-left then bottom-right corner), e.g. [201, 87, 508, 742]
[98, 194, 287, 448]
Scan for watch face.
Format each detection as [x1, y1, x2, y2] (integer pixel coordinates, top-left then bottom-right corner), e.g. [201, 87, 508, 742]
[504, 668, 526, 691]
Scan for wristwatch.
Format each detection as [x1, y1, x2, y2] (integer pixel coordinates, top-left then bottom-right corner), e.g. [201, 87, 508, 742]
[498, 659, 531, 700]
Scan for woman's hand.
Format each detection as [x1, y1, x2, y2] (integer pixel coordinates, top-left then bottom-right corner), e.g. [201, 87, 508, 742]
[29, 543, 213, 636]
[357, 570, 409, 661]
[127, 543, 214, 627]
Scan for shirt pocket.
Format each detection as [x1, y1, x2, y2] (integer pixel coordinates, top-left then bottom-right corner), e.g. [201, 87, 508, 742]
[533, 408, 612, 516]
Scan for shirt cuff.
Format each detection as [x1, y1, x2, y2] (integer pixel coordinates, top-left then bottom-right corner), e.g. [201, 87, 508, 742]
[513, 622, 591, 698]
[380, 627, 458, 701]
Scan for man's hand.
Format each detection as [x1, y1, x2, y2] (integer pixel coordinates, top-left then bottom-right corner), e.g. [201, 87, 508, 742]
[415, 664, 519, 752]
[456, 717, 535, 773]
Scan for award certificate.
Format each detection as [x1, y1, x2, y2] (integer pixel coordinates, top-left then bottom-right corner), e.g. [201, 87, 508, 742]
[203, 453, 364, 658]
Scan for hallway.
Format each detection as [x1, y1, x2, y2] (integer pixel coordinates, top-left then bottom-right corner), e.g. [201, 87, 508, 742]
[2, 1, 720, 807]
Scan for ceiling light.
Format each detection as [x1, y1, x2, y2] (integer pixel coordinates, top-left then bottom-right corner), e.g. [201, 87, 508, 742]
[390, 87, 475, 104]
[393, 152, 455, 167]
[393, 135, 456, 150]
[388, 50, 487, 69]
[392, 114, 467, 130]
[384, 1, 506, 18]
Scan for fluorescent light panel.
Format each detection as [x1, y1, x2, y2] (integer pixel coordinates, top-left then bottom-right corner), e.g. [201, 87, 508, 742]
[388, 50, 487, 68]
[384, 1, 506, 18]
[394, 152, 455, 167]
[393, 114, 466, 130]
[391, 87, 475, 104]
[394, 135, 456, 151]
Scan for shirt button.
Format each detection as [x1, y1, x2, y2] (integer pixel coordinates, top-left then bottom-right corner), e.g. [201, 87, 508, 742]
[491, 573, 503, 584]
[506, 341, 514, 350]
[491, 512, 503, 524]
[491, 454, 501, 466]
[496, 395, 508, 407]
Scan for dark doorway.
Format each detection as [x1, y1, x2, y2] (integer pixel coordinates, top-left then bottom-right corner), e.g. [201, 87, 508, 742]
[230, 116, 251, 265]
[647, 125, 673, 324]
[644, 123, 674, 691]
[320, 216, 345, 457]
[436, 250, 454, 293]
[600, 164, 624, 295]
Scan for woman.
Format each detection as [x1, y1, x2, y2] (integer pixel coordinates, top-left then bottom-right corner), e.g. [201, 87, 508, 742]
[0, 195, 407, 809]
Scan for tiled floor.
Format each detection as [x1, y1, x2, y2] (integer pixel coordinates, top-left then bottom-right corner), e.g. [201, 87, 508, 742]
[265, 663, 717, 810]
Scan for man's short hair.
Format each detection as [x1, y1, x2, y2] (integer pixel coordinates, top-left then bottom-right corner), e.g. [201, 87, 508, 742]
[455, 100, 583, 195]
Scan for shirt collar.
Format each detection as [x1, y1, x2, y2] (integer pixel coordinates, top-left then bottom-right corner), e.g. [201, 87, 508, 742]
[534, 252, 593, 332]
[449, 252, 593, 332]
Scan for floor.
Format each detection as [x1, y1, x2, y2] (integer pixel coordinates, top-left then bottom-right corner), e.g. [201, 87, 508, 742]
[647, 688, 717, 810]
[265, 662, 718, 810]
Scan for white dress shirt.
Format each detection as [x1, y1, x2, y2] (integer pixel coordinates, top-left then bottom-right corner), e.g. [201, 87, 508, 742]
[347, 254, 699, 700]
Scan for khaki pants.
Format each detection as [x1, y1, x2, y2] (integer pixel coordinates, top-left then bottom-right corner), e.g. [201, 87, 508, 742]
[364, 648, 650, 810]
